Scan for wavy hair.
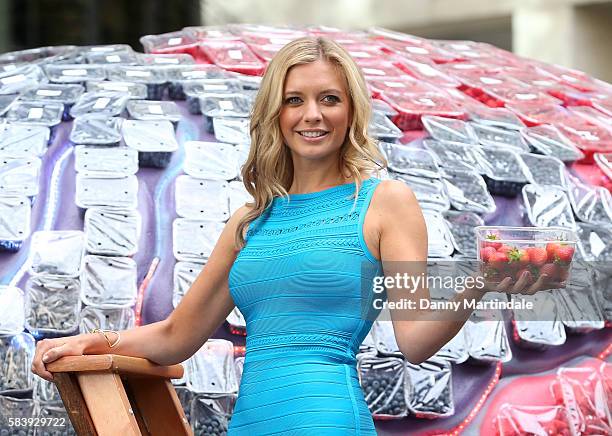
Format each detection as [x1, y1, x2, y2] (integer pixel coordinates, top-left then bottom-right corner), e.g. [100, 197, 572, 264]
[235, 36, 387, 248]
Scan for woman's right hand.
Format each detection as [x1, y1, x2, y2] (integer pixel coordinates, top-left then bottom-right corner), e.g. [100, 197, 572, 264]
[31, 335, 88, 382]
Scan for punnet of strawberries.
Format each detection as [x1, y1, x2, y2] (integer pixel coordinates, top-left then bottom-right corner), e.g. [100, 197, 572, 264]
[477, 228, 576, 286]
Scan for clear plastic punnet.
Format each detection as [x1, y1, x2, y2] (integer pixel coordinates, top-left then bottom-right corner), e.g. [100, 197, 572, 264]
[25, 276, 81, 335]
[83, 207, 141, 256]
[183, 141, 240, 181]
[212, 117, 250, 144]
[478, 145, 532, 197]
[0, 332, 35, 394]
[385, 144, 440, 178]
[20, 83, 83, 107]
[86, 80, 148, 99]
[0, 156, 41, 197]
[173, 219, 225, 262]
[470, 123, 530, 152]
[6, 101, 63, 128]
[522, 185, 578, 229]
[422, 115, 476, 144]
[44, 64, 106, 83]
[423, 139, 485, 173]
[391, 173, 450, 213]
[520, 153, 568, 191]
[74, 145, 138, 177]
[173, 261, 205, 308]
[75, 173, 139, 211]
[0, 94, 18, 117]
[175, 176, 230, 222]
[369, 111, 403, 142]
[105, 65, 168, 100]
[0, 65, 46, 95]
[29, 230, 86, 278]
[476, 226, 578, 286]
[0, 196, 31, 252]
[69, 91, 129, 118]
[0, 286, 25, 335]
[494, 404, 576, 436]
[357, 354, 408, 419]
[126, 100, 181, 122]
[186, 339, 239, 395]
[405, 358, 454, 418]
[70, 114, 123, 145]
[0, 123, 49, 158]
[594, 152, 612, 182]
[80, 255, 138, 308]
[442, 168, 496, 215]
[86, 50, 138, 65]
[566, 174, 612, 226]
[521, 124, 584, 162]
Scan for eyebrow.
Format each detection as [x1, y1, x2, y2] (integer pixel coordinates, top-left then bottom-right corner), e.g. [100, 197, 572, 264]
[284, 88, 344, 95]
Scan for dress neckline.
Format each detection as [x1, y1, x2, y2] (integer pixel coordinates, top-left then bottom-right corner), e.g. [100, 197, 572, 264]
[275, 177, 373, 202]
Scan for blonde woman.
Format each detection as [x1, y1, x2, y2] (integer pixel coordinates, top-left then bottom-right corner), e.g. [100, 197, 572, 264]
[32, 37, 549, 434]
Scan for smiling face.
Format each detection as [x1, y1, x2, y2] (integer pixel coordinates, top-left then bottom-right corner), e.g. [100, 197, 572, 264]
[279, 59, 352, 163]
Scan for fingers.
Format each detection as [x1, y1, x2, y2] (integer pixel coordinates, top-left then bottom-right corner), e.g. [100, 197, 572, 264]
[32, 339, 58, 382]
[511, 272, 529, 293]
[42, 343, 67, 364]
[495, 277, 513, 292]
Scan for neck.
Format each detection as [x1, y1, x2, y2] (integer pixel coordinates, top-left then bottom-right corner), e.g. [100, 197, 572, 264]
[288, 154, 351, 195]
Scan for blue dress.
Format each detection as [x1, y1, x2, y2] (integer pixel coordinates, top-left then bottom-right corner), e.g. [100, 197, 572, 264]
[228, 177, 383, 435]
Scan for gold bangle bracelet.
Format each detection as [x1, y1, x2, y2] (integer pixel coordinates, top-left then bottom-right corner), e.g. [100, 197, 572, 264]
[91, 328, 121, 349]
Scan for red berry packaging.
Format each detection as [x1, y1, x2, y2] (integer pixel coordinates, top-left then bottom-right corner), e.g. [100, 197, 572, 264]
[393, 57, 461, 89]
[506, 102, 571, 127]
[367, 75, 433, 100]
[568, 106, 612, 131]
[405, 358, 454, 419]
[358, 60, 404, 80]
[494, 404, 576, 436]
[381, 91, 466, 130]
[357, 355, 409, 419]
[555, 119, 612, 163]
[199, 40, 265, 76]
[594, 153, 612, 181]
[475, 226, 577, 287]
[140, 31, 201, 60]
[551, 367, 612, 435]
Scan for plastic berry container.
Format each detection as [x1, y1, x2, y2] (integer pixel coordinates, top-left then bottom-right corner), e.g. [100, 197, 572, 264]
[475, 226, 578, 286]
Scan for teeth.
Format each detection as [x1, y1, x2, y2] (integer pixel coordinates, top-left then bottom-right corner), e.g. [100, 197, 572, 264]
[299, 131, 327, 138]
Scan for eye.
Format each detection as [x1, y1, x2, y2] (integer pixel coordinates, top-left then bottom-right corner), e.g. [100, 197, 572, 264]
[285, 96, 302, 104]
[322, 95, 340, 104]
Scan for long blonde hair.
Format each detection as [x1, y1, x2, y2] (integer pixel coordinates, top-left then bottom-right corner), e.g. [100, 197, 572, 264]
[236, 36, 387, 248]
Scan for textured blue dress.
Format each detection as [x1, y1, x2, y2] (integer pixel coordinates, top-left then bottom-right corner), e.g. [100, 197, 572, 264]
[227, 177, 383, 435]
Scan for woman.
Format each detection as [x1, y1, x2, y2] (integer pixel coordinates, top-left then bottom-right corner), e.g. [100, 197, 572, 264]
[32, 37, 556, 434]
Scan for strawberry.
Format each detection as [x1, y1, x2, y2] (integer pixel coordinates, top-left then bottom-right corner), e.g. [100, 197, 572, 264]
[497, 245, 513, 255]
[481, 246, 497, 263]
[526, 247, 548, 267]
[539, 263, 559, 280]
[483, 233, 502, 250]
[508, 248, 530, 267]
[554, 245, 575, 265]
[490, 251, 509, 270]
[546, 242, 562, 262]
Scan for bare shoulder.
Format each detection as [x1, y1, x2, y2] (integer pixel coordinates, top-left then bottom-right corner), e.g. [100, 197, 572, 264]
[371, 179, 419, 214]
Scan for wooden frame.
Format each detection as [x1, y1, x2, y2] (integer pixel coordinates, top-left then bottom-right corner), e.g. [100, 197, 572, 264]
[47, 355, 193, 436]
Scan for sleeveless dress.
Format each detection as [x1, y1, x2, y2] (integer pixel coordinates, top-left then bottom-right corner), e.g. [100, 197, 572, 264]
[227, 177, 383, 435]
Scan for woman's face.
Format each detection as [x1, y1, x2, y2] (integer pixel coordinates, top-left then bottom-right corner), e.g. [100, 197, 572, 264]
[279, 59, 352, 162]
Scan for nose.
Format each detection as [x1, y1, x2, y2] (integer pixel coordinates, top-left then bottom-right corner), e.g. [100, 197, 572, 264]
[303, 99, 322, 123]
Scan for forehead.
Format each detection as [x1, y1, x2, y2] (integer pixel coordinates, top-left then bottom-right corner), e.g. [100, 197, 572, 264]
[283, 59, 348, 93]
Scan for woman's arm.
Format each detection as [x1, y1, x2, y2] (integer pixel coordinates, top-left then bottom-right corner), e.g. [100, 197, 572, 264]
[372, 180, 486, 365]
[32, 205, 251, 381]
[373, 181, 553, 364]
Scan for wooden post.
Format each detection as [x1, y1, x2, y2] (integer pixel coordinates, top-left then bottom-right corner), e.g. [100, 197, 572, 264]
[47, 355, 193, 436]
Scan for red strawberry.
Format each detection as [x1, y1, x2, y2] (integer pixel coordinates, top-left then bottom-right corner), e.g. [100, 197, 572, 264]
[497, 245, 513, 255]
[515, 268, 534, 285]
[546, 242, 562, 261]
[481, 246, 497, 263]
[490, 251, 510, 270]
[554, 245, 575, 265]
[526, 247, 548, 267]
[483, 233, 502, 250]
[508, 248, 530, 267]
[539, 263, 559, 280]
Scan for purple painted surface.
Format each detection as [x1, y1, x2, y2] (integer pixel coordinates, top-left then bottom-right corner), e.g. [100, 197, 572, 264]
[0, 106, 608, 436]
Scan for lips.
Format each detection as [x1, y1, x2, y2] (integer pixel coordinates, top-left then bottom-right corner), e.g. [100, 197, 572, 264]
[297, 130, 329, 138]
